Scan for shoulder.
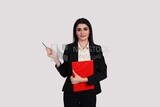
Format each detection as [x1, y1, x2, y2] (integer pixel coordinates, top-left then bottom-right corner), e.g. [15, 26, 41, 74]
[90, 43, 102, 53]
[64, 42, 75, 49]
[90, 43, 101, 48]
[63, 42, 77, 53]
[93, 44, 101, 48]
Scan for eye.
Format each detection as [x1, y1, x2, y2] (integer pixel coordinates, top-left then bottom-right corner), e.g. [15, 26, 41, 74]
[76, 28, 81, 31]
[84, 27, 89, 31]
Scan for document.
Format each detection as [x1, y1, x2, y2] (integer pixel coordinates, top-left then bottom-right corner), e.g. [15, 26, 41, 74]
[72, 60, 94, 92]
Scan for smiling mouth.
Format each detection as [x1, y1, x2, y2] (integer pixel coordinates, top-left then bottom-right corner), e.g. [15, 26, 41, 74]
[80, 35, 86, 37]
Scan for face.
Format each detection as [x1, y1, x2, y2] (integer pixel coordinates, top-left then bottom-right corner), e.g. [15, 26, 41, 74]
[76, 24, 90, 42]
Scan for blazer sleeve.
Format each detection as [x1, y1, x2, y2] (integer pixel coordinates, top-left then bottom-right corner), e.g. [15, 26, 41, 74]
[55, 44, 69, 78]
[88, 46, 107, 85]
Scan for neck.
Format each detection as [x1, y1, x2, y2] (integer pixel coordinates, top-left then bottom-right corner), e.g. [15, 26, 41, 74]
[78, 40, 89, 49]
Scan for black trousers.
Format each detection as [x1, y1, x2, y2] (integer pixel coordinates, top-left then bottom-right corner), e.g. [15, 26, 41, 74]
[63, 92, 96, 107]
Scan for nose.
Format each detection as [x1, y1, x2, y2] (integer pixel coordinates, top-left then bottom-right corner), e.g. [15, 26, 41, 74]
[81, 30, 85, 35]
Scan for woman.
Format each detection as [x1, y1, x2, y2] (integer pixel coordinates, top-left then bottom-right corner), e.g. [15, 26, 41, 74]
[46, 18, 107, 107]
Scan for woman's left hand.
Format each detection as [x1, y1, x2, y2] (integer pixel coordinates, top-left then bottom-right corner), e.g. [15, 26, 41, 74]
[70, 70, 88, 84]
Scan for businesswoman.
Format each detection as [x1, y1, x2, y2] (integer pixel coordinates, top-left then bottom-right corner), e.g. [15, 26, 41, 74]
[45, 18, 107, 107]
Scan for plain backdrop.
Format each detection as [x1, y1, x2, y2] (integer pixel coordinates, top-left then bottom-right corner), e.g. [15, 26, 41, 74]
[0, 0, 159, 107]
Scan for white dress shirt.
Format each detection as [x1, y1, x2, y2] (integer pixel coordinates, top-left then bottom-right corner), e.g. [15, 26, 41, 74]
[78, 42, 91, 61]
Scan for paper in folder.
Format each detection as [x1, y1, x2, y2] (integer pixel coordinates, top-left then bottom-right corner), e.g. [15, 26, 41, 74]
[72, 60, 95, 92]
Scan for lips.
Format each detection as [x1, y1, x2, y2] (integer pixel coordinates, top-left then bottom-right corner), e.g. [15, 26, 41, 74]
[80, 35, 86, 37]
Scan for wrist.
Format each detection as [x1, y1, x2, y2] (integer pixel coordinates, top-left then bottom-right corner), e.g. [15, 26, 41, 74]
[81, 78, 88, 82]
[50, 57, 59, 62]
[54, 59, 61, 67]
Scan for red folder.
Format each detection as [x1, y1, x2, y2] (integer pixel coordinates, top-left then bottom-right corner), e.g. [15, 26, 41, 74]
[72, 60, 94, 92]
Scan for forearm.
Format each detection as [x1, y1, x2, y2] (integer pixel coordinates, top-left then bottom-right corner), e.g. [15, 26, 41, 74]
[54, 59, 61, 67]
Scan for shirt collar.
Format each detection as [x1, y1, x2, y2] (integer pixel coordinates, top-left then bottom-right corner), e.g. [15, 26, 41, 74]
[78, 42, 89, 50]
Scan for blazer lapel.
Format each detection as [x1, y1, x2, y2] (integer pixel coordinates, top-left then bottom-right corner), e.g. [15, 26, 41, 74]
[89, 44, 96, 60]
[71, 42, 78, 62]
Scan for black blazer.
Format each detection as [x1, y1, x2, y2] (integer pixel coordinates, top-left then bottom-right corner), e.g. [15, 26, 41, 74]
[56, 42, 107, 95]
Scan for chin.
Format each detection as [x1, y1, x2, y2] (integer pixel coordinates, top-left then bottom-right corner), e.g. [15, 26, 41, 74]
[80, 39, 88, 41]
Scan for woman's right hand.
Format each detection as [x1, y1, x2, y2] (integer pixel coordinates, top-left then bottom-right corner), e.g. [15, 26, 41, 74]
[46, 47, 61, 67]
[45, 47, 59, 61]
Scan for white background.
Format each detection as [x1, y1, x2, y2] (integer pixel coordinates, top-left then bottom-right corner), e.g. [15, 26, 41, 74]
[0, 0, 159, 107]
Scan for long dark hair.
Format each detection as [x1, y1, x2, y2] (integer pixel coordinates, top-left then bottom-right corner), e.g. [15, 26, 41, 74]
[73, 18, 94, 45]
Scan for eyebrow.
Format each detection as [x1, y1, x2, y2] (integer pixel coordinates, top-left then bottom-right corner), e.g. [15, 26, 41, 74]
[76, 27, 89, 29]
